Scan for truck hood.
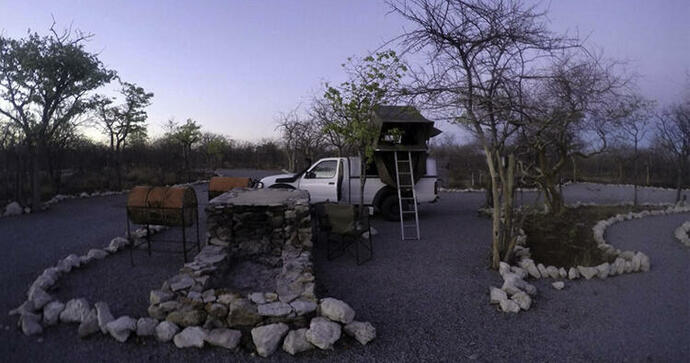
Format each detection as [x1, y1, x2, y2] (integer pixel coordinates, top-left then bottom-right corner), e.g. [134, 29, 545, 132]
[259, 173, 297, 187]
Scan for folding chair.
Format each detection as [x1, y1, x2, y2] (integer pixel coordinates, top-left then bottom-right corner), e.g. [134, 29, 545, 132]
[319, 203, 373, 265]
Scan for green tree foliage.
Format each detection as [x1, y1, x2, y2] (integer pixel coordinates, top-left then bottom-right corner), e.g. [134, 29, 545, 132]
[93, 81, 153, 188]
[321, 50, 407, 214]
[0, 27, 114, 208]
[165, 118, 202, 175]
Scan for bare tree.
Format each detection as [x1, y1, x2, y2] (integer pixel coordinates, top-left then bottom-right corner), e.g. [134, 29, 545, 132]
[614, 94, 654, 206]
[275, 109, 301, 172]
[656, 97, 690, 202]
[390, 0, 576, 268]
[517, 53, 628, 214]
[310, 97, 350, 156]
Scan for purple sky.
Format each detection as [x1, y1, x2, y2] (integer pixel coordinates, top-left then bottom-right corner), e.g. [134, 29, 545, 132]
[1, 0, 688, 143]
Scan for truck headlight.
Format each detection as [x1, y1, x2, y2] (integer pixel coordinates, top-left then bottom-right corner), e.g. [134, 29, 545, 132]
[256, 181, 264, 189]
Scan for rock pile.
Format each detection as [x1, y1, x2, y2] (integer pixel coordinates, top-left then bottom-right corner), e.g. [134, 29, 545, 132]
[144, 188, 376, 356]
[488, 205, 690, 313]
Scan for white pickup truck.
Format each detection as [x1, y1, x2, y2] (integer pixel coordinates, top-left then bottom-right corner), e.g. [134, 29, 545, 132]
[257, 156, 439, 220]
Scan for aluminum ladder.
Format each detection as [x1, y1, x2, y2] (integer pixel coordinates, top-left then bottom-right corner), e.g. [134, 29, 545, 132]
[393, 151, 420, 240]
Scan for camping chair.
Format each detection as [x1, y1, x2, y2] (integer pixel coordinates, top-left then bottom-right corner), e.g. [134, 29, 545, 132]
[318, 203, 373, 265]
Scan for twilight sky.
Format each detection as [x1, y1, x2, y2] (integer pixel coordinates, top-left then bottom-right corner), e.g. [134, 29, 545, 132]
[1, 0, 688, 143]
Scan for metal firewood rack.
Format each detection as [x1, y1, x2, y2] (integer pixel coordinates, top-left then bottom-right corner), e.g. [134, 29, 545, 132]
[126, 186, 201, 264]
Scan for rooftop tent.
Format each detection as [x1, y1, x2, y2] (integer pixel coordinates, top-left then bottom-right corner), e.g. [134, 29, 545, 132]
[372, 105, 442, 151]
[370, 105, 441, 187]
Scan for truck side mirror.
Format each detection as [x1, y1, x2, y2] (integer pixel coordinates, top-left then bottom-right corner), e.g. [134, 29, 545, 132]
[305, 171, 315, 179]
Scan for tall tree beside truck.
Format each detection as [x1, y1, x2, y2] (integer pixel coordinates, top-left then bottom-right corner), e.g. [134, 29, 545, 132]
[320, 50, 407, 216]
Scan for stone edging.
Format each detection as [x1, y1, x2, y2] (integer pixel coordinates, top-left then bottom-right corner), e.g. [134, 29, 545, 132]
[8, 226, 167, 336]
[674, 221, 690, 247]
[489, 204, 690, 313]
[1, 180, 209, 218]
[9, 196, 376, 357]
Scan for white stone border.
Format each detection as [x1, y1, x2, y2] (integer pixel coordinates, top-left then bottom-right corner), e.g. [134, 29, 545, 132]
[9, 226, 167, 336]
[1, 179, 209, 218]
[674, 221, 690, 247]
[489, 203, 690, 313]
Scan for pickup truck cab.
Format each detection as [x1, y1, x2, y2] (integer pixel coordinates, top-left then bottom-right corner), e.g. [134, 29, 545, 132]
[258, 157, 439, 220]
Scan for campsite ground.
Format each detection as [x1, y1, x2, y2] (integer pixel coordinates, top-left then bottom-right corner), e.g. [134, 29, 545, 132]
[0, 179, 688, 362]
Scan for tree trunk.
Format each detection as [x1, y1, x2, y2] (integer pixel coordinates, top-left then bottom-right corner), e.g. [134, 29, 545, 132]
[31, 148, 41, 210]
[358, 151, 366, 218]
[501, 154, 517, 263]
[571, 155, 577, 182]
[675, 158, 683, 203]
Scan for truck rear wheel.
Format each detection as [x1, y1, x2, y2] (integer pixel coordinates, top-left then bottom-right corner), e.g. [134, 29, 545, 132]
[380, 194, 400, 221]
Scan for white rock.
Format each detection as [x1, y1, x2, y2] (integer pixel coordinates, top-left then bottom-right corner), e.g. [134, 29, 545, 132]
[95, 302, 114, 334]
[60, 298, 91, 323]
[596, 263, 610, 279]
[150, 290, 174, 305]
[251, 323, 290, 357]
[31, 274, 55, 291]
[282, 328, 314, 355]
[631, 253, 641, 272]
[552, 281, 565, 290]
[174, 326, 207, 348]
[499, 298, 520, 313]
[537, 263, 548, 277]
[510, 266, 528, 279]
[20, 312, 43, 336]
[3, 201, 23, 216]
[620, 251, 635, 260]
[204, 328, 242, 350]
[578, 266, 598, 280]
[489, 287, 508, 304]
[498, 262, 511, 277]
[258, 301, 293, 317]
[42, 300, 64, 326]
[290, 299, 317, 316]
[156, 321, 180, 342]
[518, 259, 541, 279]
[9, 301, 35, 316]
[624, 261, 633, 273]
[78, 309, 100, 338]
[568, 267, 580, 280]
[136, 317, 158, 336]
[546, 265, 560, 279]
[106, 316, 137, 342]
[502, 272, 537, 296]
[86, 249, 108, 260]
[169, 274, 194, 292]
[319, 298, 355, 324]
[614, 258, 626, 275]
[28, 287, 52, 309]
[638, 252, 650, 272]
[511, 291, 531, 310]
[305, 317, 341, 350]
[344, 321, 376, 345]
[248, 292, 266, 304]
[558, 267, 567, 278]
[108, 237, 129, 251]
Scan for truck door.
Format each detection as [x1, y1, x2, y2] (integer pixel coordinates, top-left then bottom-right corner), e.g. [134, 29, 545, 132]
[299, 159, 340, 203]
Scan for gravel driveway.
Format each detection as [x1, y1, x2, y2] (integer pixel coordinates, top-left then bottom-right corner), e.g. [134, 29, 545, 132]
[0, 182, 688, 362]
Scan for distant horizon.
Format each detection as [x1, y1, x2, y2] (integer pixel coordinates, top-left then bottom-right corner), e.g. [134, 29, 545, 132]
[1, 0, 688, 144]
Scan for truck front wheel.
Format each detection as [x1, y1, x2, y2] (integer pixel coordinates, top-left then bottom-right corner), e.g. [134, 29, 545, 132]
[380, 194, 400, 221]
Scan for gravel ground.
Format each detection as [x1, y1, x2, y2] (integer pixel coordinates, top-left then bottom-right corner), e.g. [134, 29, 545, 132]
[0, 182, 688, 362]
